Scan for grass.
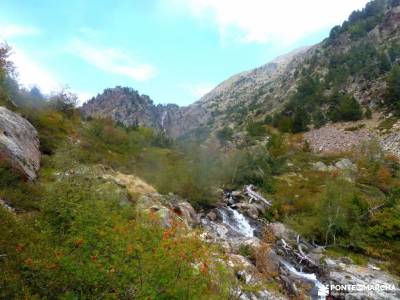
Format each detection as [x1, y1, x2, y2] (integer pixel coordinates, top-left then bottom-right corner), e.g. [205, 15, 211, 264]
[325, 248, 369, 266]
[377, 117, 397, 132]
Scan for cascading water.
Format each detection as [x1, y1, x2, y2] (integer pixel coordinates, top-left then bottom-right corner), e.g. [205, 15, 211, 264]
[281, 261, 326, 300]
[218, 207, 254, 238]
[202, 188, 328, 299]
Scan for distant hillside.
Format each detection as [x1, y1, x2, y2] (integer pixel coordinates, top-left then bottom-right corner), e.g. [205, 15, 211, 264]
[81, 0, 400, 141]
[81, 87, 208, 138]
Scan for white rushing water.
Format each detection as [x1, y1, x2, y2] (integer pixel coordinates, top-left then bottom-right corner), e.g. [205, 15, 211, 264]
[281, 261, 326, 299]
[219, 207, 254, 237]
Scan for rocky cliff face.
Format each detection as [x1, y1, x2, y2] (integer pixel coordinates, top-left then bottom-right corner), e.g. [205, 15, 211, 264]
[81, 87, 208, 138]
[0, 107, 40, 180]
[81, 87, 162, 130]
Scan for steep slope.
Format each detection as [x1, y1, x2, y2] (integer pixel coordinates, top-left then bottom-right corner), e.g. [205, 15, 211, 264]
[196, 0, 400, 134]
[81, 86, 208, 138]
[81, 0, 400, 140]
[80, 46, 314, 139]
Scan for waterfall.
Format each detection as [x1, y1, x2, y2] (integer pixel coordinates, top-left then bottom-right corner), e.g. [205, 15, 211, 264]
[281, 260, 326, 299]
[219, 207, 254, 238]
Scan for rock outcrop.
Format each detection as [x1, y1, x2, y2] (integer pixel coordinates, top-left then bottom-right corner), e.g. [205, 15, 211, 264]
[0, 107, 40, 180]
[81, 87, 208, 138]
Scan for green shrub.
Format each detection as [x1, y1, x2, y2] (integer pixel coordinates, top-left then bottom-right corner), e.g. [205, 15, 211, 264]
[328, 93, 363, 122]
[0, 174, 233, 299]
[217, 127, 234, 144]
[246, 120, 266, 138]
[384, 65, 400, 114]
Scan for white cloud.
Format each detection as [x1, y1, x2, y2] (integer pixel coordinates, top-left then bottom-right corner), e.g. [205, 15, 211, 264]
[75, 91, 95, 105]
[181, 82, 215, 98]
[168, 0, 369, 44]
[0, 24, 40, 40]
[0, 24, 59, 94]
[70, 39, 156, 81]
[11, 47, 62, 94]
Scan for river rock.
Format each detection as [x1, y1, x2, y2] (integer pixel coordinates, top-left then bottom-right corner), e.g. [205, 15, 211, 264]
[0, 107, 40, 180]
[246, 205, 259, 219]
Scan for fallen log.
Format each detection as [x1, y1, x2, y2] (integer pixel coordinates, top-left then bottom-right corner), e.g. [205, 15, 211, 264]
[244, 185, 272, 206]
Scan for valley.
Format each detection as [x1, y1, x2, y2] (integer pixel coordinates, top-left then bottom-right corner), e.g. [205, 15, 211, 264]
[1, 0, 400, 299]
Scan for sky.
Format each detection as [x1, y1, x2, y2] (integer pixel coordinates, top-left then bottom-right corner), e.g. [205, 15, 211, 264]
[0, 0, 370, 106]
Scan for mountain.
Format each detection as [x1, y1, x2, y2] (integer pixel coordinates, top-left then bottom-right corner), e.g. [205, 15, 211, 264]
[81, 0, 400, 141]
[81, 86, 208, 138]
[80, 46, 313, 139]
[3, 1, 400, 299]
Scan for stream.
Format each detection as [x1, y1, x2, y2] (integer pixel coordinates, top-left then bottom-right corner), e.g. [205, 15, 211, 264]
[202, 197, 326, 299]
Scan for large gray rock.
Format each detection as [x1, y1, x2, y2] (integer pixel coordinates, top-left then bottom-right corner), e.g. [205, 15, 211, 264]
[0, 107, 40, 180]
[325, 258, 400, 300]
[335, 158, 356, 171]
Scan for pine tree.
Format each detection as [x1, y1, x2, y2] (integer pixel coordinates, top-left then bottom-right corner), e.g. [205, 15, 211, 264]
[385, 65, 400, 113]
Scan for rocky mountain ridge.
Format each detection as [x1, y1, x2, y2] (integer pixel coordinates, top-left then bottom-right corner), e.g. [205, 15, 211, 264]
[81, 1, 400, 141]
[15, 5, 400, 142]
[81, 45, 312, 139]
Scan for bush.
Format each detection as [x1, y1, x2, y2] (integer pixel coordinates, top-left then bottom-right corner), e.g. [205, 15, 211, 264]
[246, 120, 266, 138]
[328, 93, 363, 122]
[267, 133, 287, 158]
[384, 65, 400, 113]
[0, 174, 232, 299]
[217, 127, 234, 144]
[230, 148, 278, 193]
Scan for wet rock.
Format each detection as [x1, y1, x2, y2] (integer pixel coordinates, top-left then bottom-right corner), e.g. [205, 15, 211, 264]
[246, 205, 259, 219]
[207, 210, 218, 221]
[0, 107, 40, 180]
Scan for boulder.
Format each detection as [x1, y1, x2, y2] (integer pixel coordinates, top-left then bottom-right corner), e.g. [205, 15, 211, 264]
[326, 259, 400, 300]
[335, 158, 356, 171]
[246, 205, 259, 219]
[267, 222, 299, 242]
[172, 201, 200, 227]
[0, 107, 40, 180]
[312, 161, 328, 172]
[207, 210, 218, 221]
